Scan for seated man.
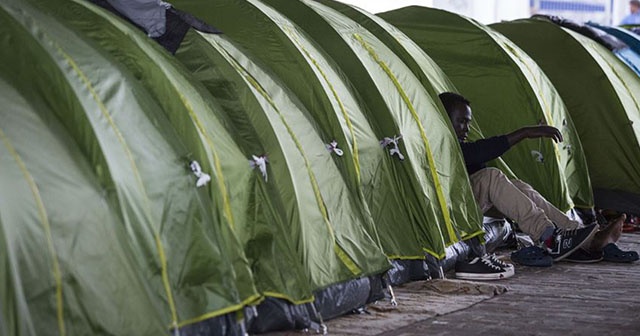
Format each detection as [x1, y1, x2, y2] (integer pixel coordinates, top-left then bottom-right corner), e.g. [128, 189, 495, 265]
[438, 92, 629, 279]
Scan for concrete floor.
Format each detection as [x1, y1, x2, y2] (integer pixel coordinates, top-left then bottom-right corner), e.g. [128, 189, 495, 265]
[377, 233, 640, 336]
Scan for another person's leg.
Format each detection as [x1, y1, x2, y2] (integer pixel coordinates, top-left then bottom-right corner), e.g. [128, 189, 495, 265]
[470, 168, 597, 261]
[469, 168, 554, 241]
[510, 179, 579, 230]
[511, 179, 623, 251]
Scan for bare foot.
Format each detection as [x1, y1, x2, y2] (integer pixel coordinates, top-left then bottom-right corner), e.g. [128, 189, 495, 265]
[588, 214, 625, 251]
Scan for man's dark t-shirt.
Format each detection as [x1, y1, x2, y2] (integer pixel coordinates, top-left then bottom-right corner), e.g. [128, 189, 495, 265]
[460, 135, 510, 175]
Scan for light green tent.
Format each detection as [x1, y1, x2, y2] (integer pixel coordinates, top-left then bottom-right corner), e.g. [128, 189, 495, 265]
[0, 0, 502, 334]
[493, 18, 640, 214]
[265, 0, 484, 248]
[0, 0, 260, 334]
[314, 0, 517, 187]
[380, 7, 594, 212]
[0, 0, 392, 334]
[172, 0, 485, 260]
[174, 31, 392, 297]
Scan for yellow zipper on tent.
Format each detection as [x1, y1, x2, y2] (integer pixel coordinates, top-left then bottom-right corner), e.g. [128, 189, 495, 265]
[282, 25, 362, 185]
[56, 45, 179, 328]
[353, 33, 457, 244]
[0, 128, 66, 336]
[212, 37, 362, 276]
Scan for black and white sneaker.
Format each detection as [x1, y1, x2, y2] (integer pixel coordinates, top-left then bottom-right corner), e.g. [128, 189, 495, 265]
[547, 224, 599, 261]
[485, 254, 515, 277]
[455, 257, 512, 280]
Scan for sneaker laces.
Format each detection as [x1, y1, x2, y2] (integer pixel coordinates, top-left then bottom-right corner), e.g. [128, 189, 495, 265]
[556, 227, 579, 236]
[478, 257, 504, 271]
[484, 254, 512, 269]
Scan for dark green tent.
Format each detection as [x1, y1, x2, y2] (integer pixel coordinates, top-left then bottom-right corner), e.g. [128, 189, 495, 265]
[493, 17, 640, 214]
[381, 6, 594, 212]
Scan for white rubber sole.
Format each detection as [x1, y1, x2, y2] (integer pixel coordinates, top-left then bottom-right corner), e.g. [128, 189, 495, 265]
[455, 270, 513, 280]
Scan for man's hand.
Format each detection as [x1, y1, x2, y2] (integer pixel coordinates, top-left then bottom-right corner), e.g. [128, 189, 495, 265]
[506, 125, 563, 146]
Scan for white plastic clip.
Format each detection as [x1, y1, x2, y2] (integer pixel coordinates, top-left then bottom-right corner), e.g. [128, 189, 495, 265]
[563, 144, 572, 155]
[531, 150, 544, 163]
[326, 140, 344, 156]
[380, 135, 404, 160]
[249, 155, 269, 182]
[189, 160, 211, 187]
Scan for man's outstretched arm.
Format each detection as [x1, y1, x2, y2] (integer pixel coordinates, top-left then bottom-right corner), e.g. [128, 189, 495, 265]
[505, 125, 563, 147]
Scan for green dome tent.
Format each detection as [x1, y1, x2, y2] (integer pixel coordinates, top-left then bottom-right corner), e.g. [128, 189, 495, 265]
[492, 17, 640, 215]
[310, 0, 518, 255]
[1, 0, 501, 334]
[0, 0, 260, 334]
[255, 0, 484, 252]
[380, 6, 594, 213]
[175, 32, 393, 298]
[171, 0, 485, 262]
[1, 0, 392, 333]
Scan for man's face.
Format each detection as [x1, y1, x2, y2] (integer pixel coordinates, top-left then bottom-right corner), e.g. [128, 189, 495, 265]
[448, 103, 473, 141]
[632, 3, 640, 13]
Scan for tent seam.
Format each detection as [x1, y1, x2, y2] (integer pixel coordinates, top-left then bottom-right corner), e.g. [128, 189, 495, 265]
[0, 127, 66, 336]
[283, 26, 362, 185]
[54, 44, 179, 327]
[353, 33, 457, 244]
[214, 41, 363, 276]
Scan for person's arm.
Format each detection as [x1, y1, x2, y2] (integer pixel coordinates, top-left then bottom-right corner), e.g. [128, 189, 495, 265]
[505, 125, 563, 147]
[460, 135, 510, 166]
[460, 125, 562, 166]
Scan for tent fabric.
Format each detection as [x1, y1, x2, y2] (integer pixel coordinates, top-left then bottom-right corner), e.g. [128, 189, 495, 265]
[588, 22, 640, 75]
[314, 0, 518, 181]
[258, 0, 485, 252]
[1, 0, 514, 334]
[380, 6, 594, 211]
[92, 0, 222, 54]
[175, 30, 390, 297]
[171, 0, 485, 260]
[492, 18, 640, 214]
[1, 0, 396, 333]
[2, 1, 268, 334]
[104, 0, 168, 37]
[536, 15, 640, 77]
[173, 0, 424, 261]
[589, 23, 640, 54]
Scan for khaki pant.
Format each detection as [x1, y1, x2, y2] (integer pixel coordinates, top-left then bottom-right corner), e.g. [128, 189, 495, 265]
[469, 168, 579, 241]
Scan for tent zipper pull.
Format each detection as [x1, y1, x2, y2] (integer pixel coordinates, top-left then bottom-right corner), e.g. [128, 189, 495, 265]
[249, 155, 269, 182]
[326, 140, 344, 156]
[380, 135, 404, 160]
[189, 160, 211, 187]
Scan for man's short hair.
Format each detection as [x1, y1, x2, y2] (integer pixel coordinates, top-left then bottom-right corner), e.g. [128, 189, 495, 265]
[631, 0, 640, 7]
[438, 92, 470, 114]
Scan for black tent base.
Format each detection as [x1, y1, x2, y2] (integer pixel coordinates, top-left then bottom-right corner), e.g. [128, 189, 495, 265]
[178, 312, 244, 336]
[180, 221, 516, 335]
[244, 274, 387, 334]
[386, 259, 431, 286]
